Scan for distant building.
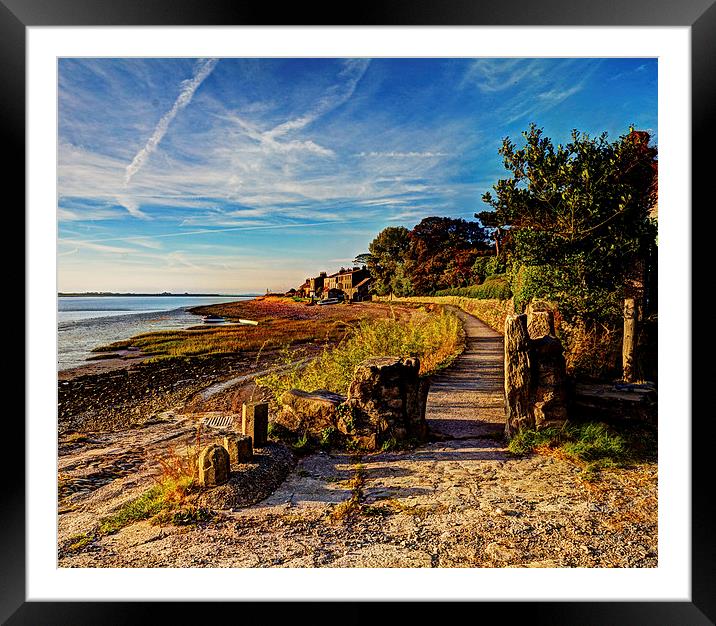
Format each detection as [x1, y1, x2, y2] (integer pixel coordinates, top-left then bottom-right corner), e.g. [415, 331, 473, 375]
[294, 281, 310, 298]
[309, 272, 327, 298]
[323, 266, 371, 301]
[295, 266, 372, 302]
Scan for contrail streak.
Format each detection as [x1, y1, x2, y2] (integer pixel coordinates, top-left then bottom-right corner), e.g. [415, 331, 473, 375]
[124, 58, 218, 186]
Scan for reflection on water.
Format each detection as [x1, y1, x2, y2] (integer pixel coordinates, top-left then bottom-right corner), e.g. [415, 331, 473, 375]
[57, 296, 253, 371]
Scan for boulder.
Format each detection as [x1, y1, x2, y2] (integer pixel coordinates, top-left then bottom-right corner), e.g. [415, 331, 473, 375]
[198, 444, 230, 487]
[275, 389, 346, 436]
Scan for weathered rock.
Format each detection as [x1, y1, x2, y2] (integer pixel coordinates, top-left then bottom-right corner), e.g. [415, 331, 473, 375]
[342, 356, 429, 449]
[529, 335, 568, 429]
[198, 444, 230, 487]
[275, 389, 345, 436]
[527, 310, 555, 339]
[504, 314, 534, 437]
[242, 402, 268, 448]
[223, 434, 253, 465]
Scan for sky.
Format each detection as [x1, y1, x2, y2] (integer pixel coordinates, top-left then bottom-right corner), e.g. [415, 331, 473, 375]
[58, 57, 657, 293]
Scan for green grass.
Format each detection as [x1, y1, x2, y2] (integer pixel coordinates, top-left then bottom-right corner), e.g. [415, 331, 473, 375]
[97, 476, 197, 535]
[507, 422, 649, 480]
[257, 308, 463, 401]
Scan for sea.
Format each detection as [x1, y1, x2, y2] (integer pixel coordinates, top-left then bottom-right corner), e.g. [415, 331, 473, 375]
[57, 295, 254, 371]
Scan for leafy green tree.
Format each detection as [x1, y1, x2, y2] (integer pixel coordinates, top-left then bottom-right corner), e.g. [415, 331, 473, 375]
[366, 226, 412, 295]
[476, 124, 657, 323]
[352, 253, 372, 266]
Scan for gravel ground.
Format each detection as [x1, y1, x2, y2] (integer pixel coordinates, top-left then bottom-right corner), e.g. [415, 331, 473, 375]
[58, 434, 657, 568]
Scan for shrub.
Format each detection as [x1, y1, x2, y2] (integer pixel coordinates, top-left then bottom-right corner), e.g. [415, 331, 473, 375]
[472, 255, 507, 282]
[434, 276, 512, 300]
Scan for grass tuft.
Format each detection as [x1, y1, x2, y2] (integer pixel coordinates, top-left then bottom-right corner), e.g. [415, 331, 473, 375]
[508, 422, 643, 480]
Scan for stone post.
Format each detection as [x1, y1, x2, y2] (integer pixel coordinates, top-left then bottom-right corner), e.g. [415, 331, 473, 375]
[242, 402, 269, 448]
[527, 310, 555, 339]
[504, 314, 534, 438]
[530, 335, 568, 429]
[198, 444, 230, 487]
[223, 434, 253, 465]
[622, 298, 637, 383]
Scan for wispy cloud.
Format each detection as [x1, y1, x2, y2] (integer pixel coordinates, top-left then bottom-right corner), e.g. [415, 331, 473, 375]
[124, 58, 218, 186]
[265, 59, 370, 139]
[61, 239, 135, 254]
[356, 151, 450, 158]
[462, 59, 543, 92]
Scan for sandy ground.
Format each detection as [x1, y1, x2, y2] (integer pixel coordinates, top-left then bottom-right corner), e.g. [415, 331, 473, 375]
[57, 307, 657, 568]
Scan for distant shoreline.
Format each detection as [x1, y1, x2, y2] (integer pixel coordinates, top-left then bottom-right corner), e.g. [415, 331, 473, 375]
[58, 292, 260, 298]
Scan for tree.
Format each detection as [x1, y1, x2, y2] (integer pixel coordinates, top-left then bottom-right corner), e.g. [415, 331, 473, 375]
[405, 217, 490, 294]
[366, 226, 412, 295]
[352, 253, 372, 266]
[476, 124, 657, 323]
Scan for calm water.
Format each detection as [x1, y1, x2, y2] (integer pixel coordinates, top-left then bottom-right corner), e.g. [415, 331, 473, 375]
[58, 296, 253, 371]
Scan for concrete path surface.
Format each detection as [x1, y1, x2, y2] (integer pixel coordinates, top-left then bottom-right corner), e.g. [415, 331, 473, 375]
[425, 307, 505, 439]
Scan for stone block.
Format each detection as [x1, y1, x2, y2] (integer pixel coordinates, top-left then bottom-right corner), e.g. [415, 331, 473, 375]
[198, 444, 230, 487]
[242, 402, 269, 448]
[276, 389, 345, 436]
[223, 434, 253, 465]
[529, 335, 568, 429]
[527, 310, 555, 339]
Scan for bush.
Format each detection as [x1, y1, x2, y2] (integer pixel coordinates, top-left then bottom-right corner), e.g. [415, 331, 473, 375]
[472, 255, 506, 282]
[510, 265, 551, 313]
[434, 276, 512, 300]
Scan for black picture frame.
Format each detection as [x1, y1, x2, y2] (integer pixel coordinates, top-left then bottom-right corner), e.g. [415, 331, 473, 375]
[6, 1, 711, 623]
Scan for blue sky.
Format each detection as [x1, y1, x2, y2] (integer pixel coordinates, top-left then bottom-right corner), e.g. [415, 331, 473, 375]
[58, 57, 657, 293]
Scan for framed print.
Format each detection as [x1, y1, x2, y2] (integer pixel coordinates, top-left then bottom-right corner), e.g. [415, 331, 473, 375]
[6, 0, 712, 622]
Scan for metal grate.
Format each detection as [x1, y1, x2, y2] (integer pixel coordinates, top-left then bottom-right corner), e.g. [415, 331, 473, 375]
[203, 414, 235, 429]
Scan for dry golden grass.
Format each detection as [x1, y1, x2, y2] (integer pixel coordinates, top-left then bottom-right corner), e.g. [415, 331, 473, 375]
[258, 307, 464, 399]
[329, 462, 366, 523]
[94, 298, 409, 361]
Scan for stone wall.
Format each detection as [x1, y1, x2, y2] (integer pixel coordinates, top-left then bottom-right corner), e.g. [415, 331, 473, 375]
[273, 356, 430, 450]
[375, 295, 514, 334]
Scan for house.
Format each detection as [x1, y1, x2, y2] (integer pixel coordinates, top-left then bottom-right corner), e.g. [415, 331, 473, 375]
[309, 272, 327, 298]
[294, 281, 310, 298]
[295, 266, 372, 302]
[322, 266, 371, 301]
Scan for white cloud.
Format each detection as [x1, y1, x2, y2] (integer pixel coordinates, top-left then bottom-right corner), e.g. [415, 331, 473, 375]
[124, 58, 218, 185]
[356, 151, 450, 158]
